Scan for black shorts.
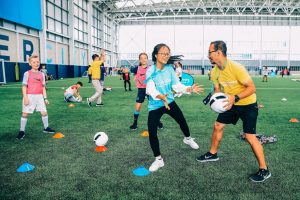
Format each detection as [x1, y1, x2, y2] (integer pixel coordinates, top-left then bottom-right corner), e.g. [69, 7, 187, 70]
[216, 102, 258, 134]
[136, 88, 147, 103]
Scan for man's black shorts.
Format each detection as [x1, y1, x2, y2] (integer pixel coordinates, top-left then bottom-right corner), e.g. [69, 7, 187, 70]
[217, 102, 258, 134]
[136, 88, 148, 103]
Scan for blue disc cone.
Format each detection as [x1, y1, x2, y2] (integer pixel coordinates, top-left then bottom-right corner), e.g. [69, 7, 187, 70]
[16, 162, 35, 173]
[133, 166, 150, 176]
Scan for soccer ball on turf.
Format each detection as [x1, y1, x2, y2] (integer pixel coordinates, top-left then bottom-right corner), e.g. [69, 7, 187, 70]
[76, 95, 82, 102]
[209, 92, 228, 113]
[93, 132, 108, 146]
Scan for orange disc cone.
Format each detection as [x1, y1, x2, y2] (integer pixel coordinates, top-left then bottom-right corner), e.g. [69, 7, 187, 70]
[68, 104, 75, 108]
[95, 146, 108, 152]
[141, 130, 149, 137]
[52, 132, 65, 139]
[289, 118, 299, 123]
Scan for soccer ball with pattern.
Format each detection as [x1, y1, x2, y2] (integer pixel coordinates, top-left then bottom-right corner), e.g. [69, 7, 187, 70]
[93, 132, 108, 146]
[209, 92, 228, 113]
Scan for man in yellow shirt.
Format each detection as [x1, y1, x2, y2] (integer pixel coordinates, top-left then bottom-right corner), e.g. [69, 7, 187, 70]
[196, 41, 271, 183]
[87, 49, 105, 107]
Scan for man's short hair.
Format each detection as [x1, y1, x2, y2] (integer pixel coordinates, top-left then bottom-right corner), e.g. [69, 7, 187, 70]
[77, 81, 83, 86]
[211, 41, 227, 57]
[92, 54, 99, 61]
[29, 55, 39, 61]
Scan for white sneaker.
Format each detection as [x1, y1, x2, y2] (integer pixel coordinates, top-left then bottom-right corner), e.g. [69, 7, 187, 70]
[177, 93, 183, 98]
[183, 137, 199, 149]
[149, 158, 164, 172]
[174, 93, 179, 98]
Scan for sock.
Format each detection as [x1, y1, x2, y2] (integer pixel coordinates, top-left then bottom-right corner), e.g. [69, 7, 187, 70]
[20, 117, 27, 131]
[185, 136, 191, 140]
[42, 116, 48, 129]
[133, 111, 140, 124]
[155, 155, 162, 160]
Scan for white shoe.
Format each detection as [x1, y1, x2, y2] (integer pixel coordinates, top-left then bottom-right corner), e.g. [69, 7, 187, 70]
[149, 158, 164, 172]
[177, 93, 183, 98]
[174, 93, 179, 98]
[183, 137, 199, 149]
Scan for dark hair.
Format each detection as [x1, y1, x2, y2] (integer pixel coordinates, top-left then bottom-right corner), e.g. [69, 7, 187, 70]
[152, 43, 170, 63]
[138, 53, 148, 66]
[77, 81, 83, 86]
[92, 54, 99, 61]
[177, 61, 183, 67]
[210, 40, 227, 56]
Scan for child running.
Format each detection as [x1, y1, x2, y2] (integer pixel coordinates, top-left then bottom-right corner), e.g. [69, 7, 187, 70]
[145, 44, 204, 172]
[130, 53, 163, 130]
[16, 55, 55, 140]
[87, 49, 105, 107]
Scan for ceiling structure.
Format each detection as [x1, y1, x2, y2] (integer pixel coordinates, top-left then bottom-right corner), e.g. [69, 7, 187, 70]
[92, 0, 300, 25]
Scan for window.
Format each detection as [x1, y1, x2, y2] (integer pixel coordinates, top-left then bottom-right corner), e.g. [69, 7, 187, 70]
[46, 0, 69, 40]
[74, 0, 88, 43]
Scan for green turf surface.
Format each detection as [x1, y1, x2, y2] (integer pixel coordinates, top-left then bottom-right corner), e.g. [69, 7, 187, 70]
[0, 75, 299, 200]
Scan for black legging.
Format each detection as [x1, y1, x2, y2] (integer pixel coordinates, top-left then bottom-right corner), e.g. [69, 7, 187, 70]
[124, 80, 131, 90]
[148, 101, 190, 157]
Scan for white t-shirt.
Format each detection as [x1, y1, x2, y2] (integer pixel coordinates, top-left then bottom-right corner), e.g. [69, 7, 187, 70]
[262, 69, 268, 76]
[175, 67, 182, 78]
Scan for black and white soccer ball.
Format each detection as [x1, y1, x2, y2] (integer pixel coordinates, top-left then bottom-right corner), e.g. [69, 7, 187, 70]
[93, 132, 108, 146]
[209, 92, 228, 113]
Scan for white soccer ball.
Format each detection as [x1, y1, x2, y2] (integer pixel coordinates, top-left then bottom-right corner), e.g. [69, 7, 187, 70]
[93, 132, 108, 146]
[76, 96, 82, 102]
[209, 92, 228, 113]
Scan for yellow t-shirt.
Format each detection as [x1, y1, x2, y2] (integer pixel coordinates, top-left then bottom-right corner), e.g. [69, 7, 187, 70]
[88, 66, 92, 75]
[211, 59, 256, 105]
[90, 61, 103, 79]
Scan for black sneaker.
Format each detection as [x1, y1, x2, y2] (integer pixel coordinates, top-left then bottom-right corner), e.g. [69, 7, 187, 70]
[43, 127, 55, 134]
[87, 98, 92, 108]
[130, 123, 138, 130]
[96, 103, 104, 107]
[16, 131, 25, 140]
[196, 152, 219, 162]
[157, 122, 164, 130]
[249, 168, 271, 182]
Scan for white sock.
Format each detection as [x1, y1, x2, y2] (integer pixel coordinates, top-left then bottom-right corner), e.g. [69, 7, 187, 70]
[185, 136, 191, 140]
[42, 116, 48, 129]
[155, 155, 162, 160]
[20, 117, 27, 131]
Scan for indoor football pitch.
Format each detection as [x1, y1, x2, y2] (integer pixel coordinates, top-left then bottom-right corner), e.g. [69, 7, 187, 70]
[0, 75, 299, 200]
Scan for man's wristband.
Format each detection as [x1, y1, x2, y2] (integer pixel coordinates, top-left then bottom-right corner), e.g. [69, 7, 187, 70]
[234, 95, 240, 102]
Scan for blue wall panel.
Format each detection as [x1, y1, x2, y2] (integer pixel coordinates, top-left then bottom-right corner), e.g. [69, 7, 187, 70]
[3, 62, 16, 82]
[57, 65, 68, 79]
[19, 63, 31, 82]
[0, 0, 42, 30]
[74, 66, 80, 77]
[46, 64, 58, 80]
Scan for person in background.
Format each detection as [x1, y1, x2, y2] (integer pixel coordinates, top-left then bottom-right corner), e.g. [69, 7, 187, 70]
[87, 50, 105, 107]
[64, 81, 83, 102]
[129, 53, 163, 130]
[262, 66, 268, 82]
[123, 68, 132, 91]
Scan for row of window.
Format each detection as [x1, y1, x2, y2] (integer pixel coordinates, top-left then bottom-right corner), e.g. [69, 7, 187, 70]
[45, 0, 115, 50]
